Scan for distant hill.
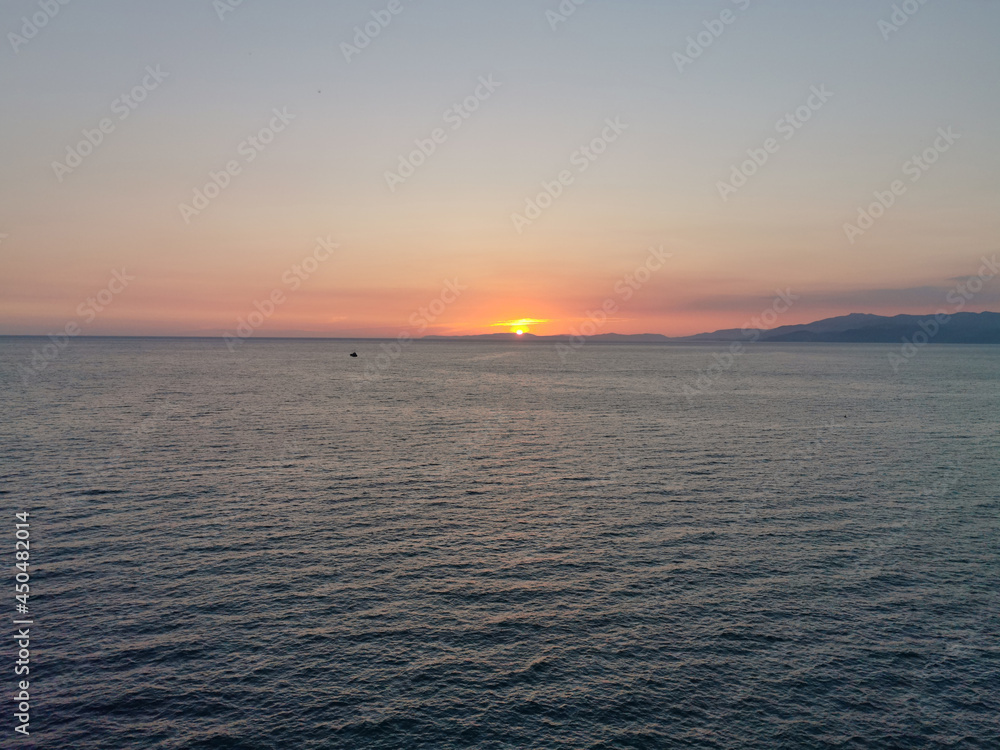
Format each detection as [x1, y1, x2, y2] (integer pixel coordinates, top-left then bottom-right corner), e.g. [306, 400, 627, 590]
[423, 312, 1000, 344]
[691, 312, 1000, 344]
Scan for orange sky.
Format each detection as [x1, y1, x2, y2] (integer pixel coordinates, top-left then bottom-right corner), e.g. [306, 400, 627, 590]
[1, 1, 998, 337]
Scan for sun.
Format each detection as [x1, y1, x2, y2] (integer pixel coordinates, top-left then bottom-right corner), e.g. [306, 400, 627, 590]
[492, 318, 547, 335]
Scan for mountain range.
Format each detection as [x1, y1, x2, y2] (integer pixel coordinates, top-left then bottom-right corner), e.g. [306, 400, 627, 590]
[424, 312, 1000, 344]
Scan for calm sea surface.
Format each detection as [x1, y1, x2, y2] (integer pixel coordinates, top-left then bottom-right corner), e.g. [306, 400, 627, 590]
[1, 338, 998, 749]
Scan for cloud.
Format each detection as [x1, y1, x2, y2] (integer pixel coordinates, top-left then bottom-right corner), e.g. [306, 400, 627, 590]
[628, 284, 1000, 316]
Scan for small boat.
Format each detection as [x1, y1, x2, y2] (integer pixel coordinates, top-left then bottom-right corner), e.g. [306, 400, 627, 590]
[350, 352, 358, 358]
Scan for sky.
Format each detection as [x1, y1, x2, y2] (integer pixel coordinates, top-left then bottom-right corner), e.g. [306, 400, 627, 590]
[1, 0, 998, 337]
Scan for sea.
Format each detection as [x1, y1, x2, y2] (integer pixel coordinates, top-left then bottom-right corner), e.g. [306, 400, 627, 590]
[1, 337, 998, 749]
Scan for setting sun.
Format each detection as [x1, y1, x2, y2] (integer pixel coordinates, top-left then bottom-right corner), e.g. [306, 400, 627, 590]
[492, 318, 548, 335]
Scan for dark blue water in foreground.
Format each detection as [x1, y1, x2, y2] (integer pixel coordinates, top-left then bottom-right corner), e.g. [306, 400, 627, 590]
[2, 338, 998, 749]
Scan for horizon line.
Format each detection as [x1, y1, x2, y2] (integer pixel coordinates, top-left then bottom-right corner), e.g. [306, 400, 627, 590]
[2, 309, 998, 342]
